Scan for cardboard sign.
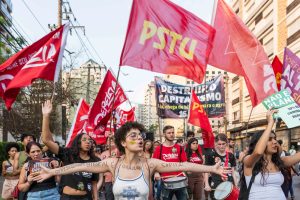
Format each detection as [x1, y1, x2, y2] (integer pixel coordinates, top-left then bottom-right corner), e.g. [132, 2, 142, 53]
[28, 158, 51, 173]
[263, 89, 300, 128]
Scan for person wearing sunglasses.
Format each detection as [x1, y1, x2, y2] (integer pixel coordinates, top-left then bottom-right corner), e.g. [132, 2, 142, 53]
[41, 100, 100, 200]
[35, 121, 227, 200]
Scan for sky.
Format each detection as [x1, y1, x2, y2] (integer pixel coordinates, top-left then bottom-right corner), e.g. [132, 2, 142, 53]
[12, 0, 215, 105]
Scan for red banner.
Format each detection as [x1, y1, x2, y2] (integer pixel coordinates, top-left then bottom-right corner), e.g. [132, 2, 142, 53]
[120, 0, 215, 83]
[208, 0, 277, 106]
[88, 69, 127, 133]
[66, 98, 90, 147]
[115, 107, 135, 127]
[188, 90, 214, 148]
[66, 98, 110, 146]
[271, 56, 283, 91]
[1, 24, 69, 110]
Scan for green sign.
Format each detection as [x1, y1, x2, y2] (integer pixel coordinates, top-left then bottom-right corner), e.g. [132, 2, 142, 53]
[262, 90, 295, 109]
[263, 90, 300, 128]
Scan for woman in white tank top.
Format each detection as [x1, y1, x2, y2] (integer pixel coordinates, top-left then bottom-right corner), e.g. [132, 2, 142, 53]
[36, 122, 228, 200]
[241, 109, 300, 200]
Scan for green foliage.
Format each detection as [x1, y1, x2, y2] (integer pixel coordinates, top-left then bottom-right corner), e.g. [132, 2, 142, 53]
[149, 124, 158, 133]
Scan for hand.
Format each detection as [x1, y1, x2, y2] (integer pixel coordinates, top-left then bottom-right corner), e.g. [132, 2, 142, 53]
[154, 172, 161, 181]
[42, 100, 53, 116]
[204, 185, 211, 191]
[212, 161, 230, 179]
[32, 166, 54, 183]
[27, 174, 35, 183]
[266, 108, 278, 125]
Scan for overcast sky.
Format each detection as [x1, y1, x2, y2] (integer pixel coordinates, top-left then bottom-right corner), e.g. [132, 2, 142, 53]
[12, 0, 215, 105]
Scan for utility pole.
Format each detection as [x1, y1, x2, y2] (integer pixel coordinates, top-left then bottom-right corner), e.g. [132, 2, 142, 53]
[58, 0, 62, 27]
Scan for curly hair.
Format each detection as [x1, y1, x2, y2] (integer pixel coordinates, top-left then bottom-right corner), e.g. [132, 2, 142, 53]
[247, 131, 288, 185]
[68, 133, 98, 162]
[5, 142, 20, 157]
[185, 138, 202, 162]
[115, 121, 146, 154]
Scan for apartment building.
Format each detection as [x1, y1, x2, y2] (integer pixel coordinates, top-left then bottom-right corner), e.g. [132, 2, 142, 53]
[228, 0, 300, 150]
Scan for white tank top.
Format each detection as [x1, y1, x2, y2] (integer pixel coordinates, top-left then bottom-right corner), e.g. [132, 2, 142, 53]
[113, 160, 149, 200]
[245, 171, 286, 200]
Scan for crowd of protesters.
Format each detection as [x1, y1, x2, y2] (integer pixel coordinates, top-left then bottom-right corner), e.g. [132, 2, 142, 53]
[1, 106, 300, 200]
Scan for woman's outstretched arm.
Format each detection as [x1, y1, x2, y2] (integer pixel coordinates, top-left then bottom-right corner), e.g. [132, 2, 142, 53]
[35, 159, 113, 182]
[149, 158, 227, 178]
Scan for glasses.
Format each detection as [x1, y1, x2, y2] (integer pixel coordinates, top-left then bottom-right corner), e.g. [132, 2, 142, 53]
[126, 132, 146, 140]
[81, 138, 93, 143]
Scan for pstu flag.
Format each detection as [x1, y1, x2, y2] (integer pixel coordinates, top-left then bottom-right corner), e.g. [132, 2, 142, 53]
[188, 90, 214, 148]
[1, 23, 70, 110]
[208, 0, 277, 106]
[66, 98, 90, 147]
[88, 69, 127, 132]
[281, 48, 300, 105]
[120, 0, 215, 83]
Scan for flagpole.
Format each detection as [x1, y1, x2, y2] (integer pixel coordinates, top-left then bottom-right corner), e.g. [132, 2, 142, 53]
[51, 83, 56, 102]
[109, 66, 121, 136]
[245, 107, 253, 136]
[211, 0, 218, 25]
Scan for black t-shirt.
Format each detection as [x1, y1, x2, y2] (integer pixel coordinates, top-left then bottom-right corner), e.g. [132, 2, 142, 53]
[57, 146, 99, 196]
[205, 149, 236, 188]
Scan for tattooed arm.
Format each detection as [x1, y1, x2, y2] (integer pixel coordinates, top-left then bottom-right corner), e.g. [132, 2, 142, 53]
[149, 158, 226, 177]
[35, 159, 114, 182]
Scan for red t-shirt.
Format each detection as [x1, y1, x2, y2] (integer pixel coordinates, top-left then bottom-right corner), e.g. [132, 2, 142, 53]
[152, 143, 187, 178]
[189, 152, 203, 164]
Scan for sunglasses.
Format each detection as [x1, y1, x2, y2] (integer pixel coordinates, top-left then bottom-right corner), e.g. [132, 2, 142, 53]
[126, 132, 146, 140]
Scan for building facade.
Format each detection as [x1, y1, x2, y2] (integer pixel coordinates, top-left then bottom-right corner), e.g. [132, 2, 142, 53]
[63, 59, 106, 129]
[228, 0, 300, 151]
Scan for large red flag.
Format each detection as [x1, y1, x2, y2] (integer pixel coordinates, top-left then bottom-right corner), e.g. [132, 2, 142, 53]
[120, 0, 215, 83]
[1, 24, 69, 110]
[208, 0, 277, 106]
[271, 56, 283, 91]
[88, 69, 127, 132]
[188, 90, 214, 148]
[66, 98, 90, 147]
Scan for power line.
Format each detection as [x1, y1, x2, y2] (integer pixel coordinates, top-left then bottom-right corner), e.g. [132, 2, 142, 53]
[22, 0, 48, 33]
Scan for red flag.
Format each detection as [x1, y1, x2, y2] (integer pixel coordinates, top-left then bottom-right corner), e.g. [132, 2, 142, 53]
[188, 90, 214, 148]
[66, 98, 90, 147]
[115, 107, 135, 127]
[208, 0, 277, 106]
[120, 0, 215, 83]
[1, 24, 69, 110]
[88, 69, 127, 132]
[271, 56, 283, 91]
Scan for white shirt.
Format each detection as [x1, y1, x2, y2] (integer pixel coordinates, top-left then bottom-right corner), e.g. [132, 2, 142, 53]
[245, 172, 286, 200]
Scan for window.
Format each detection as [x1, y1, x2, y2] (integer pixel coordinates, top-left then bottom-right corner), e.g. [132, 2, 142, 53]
[232, 97, 240, 105]
[287, 0, 300, 14]
[212, 71, 215, 74]
[254, 12, 263, 25]
[232, 76, 239, 83]
[233, 111, 240, 121]
[287, 29, 300, 45]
